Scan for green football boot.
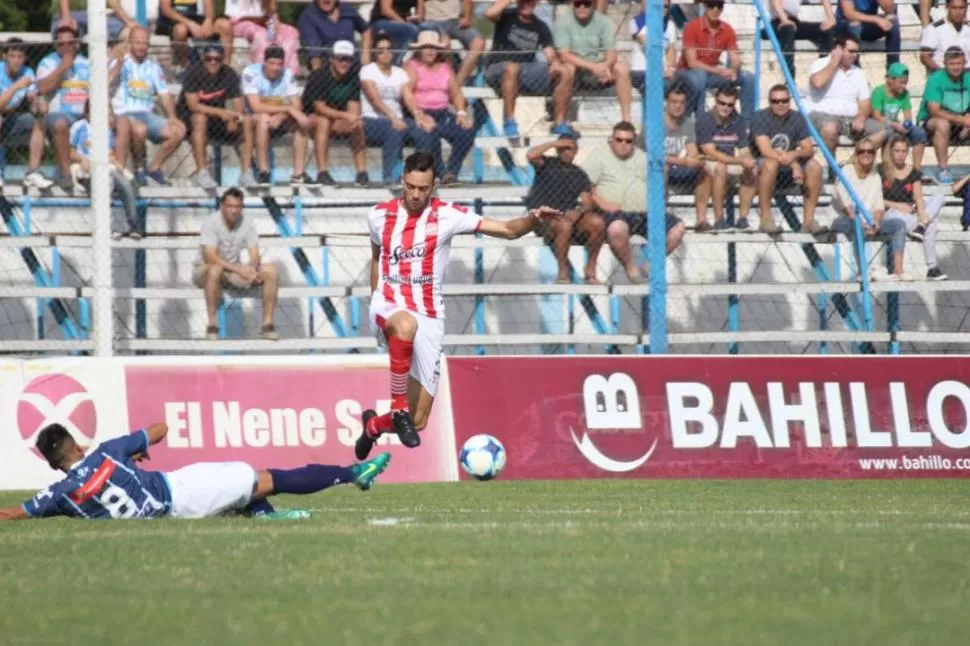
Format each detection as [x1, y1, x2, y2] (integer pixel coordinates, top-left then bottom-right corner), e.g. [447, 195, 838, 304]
[351, 452, 392, 491]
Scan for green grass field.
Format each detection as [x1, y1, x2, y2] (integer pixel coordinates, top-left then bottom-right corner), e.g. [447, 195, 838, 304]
[1, 480, 968, 646]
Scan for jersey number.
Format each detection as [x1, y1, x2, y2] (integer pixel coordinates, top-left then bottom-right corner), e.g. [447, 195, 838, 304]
[98, 485, 137, 519]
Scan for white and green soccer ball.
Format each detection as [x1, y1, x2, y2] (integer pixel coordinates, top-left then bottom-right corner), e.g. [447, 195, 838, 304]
[459, 434, 507, 481]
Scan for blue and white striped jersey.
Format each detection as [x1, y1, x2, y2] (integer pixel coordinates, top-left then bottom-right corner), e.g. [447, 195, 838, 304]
[35, 53, 89, 116]
[21, 430, 172, 520]
[69, 118, 116, 158]
[0, 64, 36, 112]
[240, 63, 300, 111]
[112, 55, 168, 115]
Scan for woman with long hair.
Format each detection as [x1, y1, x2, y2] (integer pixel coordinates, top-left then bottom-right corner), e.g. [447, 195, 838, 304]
[881, 137, 948, 281]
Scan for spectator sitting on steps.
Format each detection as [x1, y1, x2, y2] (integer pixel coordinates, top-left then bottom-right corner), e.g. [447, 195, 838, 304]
[870, 63, 927, 170]
[916, 46, 970, 185]
[663, 84, 713, 232]
[194, 188, 280, 341]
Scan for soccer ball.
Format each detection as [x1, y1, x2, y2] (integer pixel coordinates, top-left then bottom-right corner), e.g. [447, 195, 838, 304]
[459, 434, 507, 481]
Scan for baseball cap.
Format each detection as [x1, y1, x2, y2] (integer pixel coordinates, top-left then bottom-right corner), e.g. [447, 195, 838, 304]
[887, 62, 909, 78]
[199, 41, 224, 57]
[333, 40, 355, 57]
[265, 45, 285, 61]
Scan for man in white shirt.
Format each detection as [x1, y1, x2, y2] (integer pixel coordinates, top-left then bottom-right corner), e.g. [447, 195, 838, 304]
[920, 0, 970, 72]
[802, 34, 887, 157]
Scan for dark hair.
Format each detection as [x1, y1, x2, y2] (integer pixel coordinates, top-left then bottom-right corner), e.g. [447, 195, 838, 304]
[834, 33, 860, 49]
[947, 0, 966, 6]
[222, 187, 244, 202]
[264, 45, 285, 61]
[665, 83, 689, 100]
[613, 120, 637, 135]
[715, 85, 739, 100]
[945, 45, 966, 61]
[768, 83, 789, 96]
[374, 32, 393, 49]
[404, 150, 437, 178]
[36, 424, 75, 470]
[56, 25, 79, 39]
[4, 37, 25, 54]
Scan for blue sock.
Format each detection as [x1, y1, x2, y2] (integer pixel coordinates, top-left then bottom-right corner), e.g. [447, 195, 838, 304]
[268, 464, 354, 495]
[245, 498, 275, 516]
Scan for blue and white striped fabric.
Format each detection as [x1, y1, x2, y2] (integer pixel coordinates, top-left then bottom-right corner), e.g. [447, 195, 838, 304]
[35, 53, 90, 116]
[240, 63, 300, 111]
[69, 118, 116, 158]
[0, 64, 36, 112]
[112, 55, 169, 115]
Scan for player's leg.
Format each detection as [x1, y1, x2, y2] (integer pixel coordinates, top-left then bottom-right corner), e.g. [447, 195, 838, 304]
[252, 452, 392, 500]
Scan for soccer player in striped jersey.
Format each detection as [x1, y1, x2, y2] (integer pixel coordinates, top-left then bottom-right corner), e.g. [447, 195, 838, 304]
[355, 151, 562, 459]
[0, 423, 390, 522]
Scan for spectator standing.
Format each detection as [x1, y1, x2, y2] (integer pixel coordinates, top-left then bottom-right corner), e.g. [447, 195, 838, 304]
[525, 133, 606, 284]
[157, 0, 233, 73]
[663, 85, 713, 231]
[194, 188, 280, 341]
[917, 46, 970, 184]
[870, 63, 927, 169]
[675, 0, 756, 120]
[110, 26, 187, 186]
[696, 87, 761, 231]
[370, 0, 426, 57]
[484, 0, 566, 138]
[555, 0, 633, 131]
[831, 140, 910, 281]
[919, 0, 970, 72]
[298, 0, 370, 70]
[424, 0, 486, 86]
[29, 26, 90, 190]
[802, 35, 887, 160]
[881, 137, 948, 281]
[835, 0, 901, 66]
[402, 30, 475, 185]
[766, 0, 836, 76]
[303, 40, 368, 185]
[630, 0, 679, 96]
[0, 39, 46, 188]
[751, 84, 824, 233]
[242, 46, 315, 185]
[224, 0, 301, 76]
[176, 42, 255, 189]
[360, 35, 412, 184]
[583, 121, 686, 283]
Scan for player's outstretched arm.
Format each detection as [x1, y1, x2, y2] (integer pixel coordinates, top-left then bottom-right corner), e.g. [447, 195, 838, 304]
[0, 506, 29, 521]
[478, 206, 563, 240]
[145, 422, 169, 446]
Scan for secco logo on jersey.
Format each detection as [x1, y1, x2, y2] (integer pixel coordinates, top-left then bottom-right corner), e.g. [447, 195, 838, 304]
[17, 374, 97, 457]
[388, 244, 427, 265]
[569, 373, 658, 473]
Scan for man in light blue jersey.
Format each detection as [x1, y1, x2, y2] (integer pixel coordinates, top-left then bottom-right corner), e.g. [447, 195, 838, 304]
[0, 39, 46, 188]
[111, 26, 187, 186]
[0, 423, 391, 521]
[242, 46, 315, 185]
[29, 25, 90, 191]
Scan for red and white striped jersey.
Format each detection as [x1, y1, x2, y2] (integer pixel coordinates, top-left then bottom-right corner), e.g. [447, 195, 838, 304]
[368, 197, 483, 320]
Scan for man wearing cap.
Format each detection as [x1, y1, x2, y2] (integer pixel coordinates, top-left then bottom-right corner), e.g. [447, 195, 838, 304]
[303, 40, 369, 185]
[871, 63, 928, 170]
[298, 0, 370, 71]
[177, 42, 256, 188]
[675, 0, 756, 120]
[241, 45, 315, 185]
[920, 0, 970, 72]
[917, 46, 970, 184]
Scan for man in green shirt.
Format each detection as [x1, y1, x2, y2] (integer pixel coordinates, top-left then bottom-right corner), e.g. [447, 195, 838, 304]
[919, 47, 970, 184]
[871, 63, 928, 170]
[51, 0, 136, 42]
[554, 1, 633, 134]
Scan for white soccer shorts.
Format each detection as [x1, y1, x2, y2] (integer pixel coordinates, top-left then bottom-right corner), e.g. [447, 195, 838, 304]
[165, 462, 257, 519]
[369, 294, 444, 397]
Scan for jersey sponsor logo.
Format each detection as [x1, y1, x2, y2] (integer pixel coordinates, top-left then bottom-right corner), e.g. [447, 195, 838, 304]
[384, 273, 434, 285]
[569, 373, 658, 473]
[69, 459, 116, 504]
[17, 374, 98, 460]
[197, 89, 227, 102]
[388, 243, 427, 265]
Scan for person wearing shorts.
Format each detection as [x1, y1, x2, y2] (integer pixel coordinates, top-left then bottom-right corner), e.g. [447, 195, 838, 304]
[0, 422, 392, 522]
[663, 84, 712, 231]
[157, 0, 233, 71]
[355, 151, 564, 460]
[423, 0, 486, 86]
[0, 38, 41, 186]
[194, 188, 280, 341]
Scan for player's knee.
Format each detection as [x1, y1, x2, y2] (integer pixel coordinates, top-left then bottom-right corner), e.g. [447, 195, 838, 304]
[386, 312, 418, 340]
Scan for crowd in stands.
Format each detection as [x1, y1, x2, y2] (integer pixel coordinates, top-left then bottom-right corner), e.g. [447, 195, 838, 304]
[2, 0, 970, 293]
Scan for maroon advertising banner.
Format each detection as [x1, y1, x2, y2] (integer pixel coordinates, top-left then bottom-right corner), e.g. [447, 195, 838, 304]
[448, 357, 970, 479]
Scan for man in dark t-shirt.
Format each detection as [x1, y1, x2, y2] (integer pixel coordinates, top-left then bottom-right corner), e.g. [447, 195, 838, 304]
[524, 132, 606, 283]
[484, 0, 572, 137]
[176, 43, 254, 189]
[302, 40, 367, 185]
[751, 83, 824, 233]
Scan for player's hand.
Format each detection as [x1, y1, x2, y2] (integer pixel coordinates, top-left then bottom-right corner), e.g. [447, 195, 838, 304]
[529, 206, 564, 221]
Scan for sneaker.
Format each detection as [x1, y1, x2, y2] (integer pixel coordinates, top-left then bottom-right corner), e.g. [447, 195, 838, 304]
[255, 170, 271, 185]
[239, 170, 258, 187]
[23, 171, 54, 190]
[803, 222, 827, 235]
[205, 325, 219, 341]
[713, 219, 734, 233]
[351, 452, 392, 491]
[694, 220, 713, 233]
[927, 266, 949, 281]
[503, 119, 519, 137]
[355, 409, 378, 460]
[119, 167, 135, 182]
[256, 509, 312, 520]
[550, 122, 572, 136]
[440, 172, 459, 187]
[193, 169, 219, 190]
[735, 217, 750, 231]
[55, 175, 74, 191]
[135, 170, 148, 186]
[391, 409, 421, 448]
[70, 163, 88, 192]
[260, 324, 279, 341]
[290, 172, 311, 185]
[909, 225, 925, 242]
[938, 168, 954, 185]
[145, 169, 169, 186]
[316, 170, 336, 185]
[355, 171, 369, 186]
[758, 221, 783, 235]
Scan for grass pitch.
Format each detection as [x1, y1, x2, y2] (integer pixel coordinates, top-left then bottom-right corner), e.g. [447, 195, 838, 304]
[0, 480, 967, 646]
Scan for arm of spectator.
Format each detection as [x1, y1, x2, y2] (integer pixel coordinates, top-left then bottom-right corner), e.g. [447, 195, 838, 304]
[361, 80, 407, 128]
[57, 0, 77, 29]
[754, 135, 783, 161]
[794, 137, 815, 162]
[460, 0, 474, 28]
[401, 70, 434, 131]
[448, 72, 473, 129]
[107, 0, 139, 29]
[919, 0, 933, 26]
[415, 0, 426, 21]
[772, 0, 794, 25]
[0, 74, 33, 112]
[820, 0, 837, 28]
[203, 245, 249, 275]
[589, 187, 623, 213]
[360, 29, 374, 66]
[36, 57, 72, 96]
[839, 0, 885, 25]
[246, 94, 292, 114]
[700, 142, 744, 166]
[557, 47, 599, 73]
[379, 0, 408, 22]
[681, 142, 705, 169]
[927, 101, 967, 126]
[952, 173, 970, 195]
[484, 0, 513, 21]
[187, 92, 230, 119]
[809, 48, 842, 90]
[683, 44, 721, 75]
[578, 190, 594, 214]
[159, 0, 189, 25]
[314, 97, 352, 122]
[247, 246, 263, 283]
[159, 93, 178, 121]
[526, 140, 560, 167]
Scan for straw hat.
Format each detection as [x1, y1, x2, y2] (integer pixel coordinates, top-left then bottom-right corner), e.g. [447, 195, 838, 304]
[410, 30, 446, 50]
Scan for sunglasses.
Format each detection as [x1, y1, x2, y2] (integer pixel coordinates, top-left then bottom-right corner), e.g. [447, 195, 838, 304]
[204, 55, 223, 62]
[857, 149, 876, 155]
[334, 55, 353, 62]
[573, 0, 594, 7]
[375, 46, 392, 53]
[769, 97, 790, 105]
[705, 1, 725, 8]
[716, 99, 736, 107]
[613, 137, 634, 144]
[845, 48, 860, 55]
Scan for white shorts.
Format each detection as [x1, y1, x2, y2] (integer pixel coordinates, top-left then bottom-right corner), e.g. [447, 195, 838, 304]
[370, 294, 444, 397]
[164, 462, 257, 519]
